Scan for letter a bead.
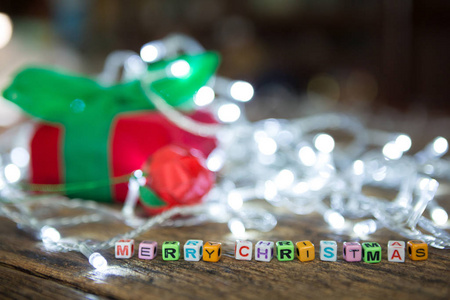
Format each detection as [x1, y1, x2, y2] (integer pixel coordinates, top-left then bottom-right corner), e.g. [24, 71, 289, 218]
[320, 240, 337, 261]
[162, 241, 180, 261]
[235, 240, 253, 261]
[184, 240, 203, 261]
[115, 239, 135, 259]
[296, 240, 315, 262]
[139, 241, 157, 260]
[343, 242, 361, 262]
[203, 242, 222, 262]
[255, 241, 274, 262]
[362, 242, 382, 263]
[407, 240, 428, 261]
[388, 241, 405, 262]
[276, 240, 294, 261]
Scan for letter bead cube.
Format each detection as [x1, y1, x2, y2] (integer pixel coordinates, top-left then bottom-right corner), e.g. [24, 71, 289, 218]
[235, 240, 253, 261]
[296, 240, 315, 262]
[255, 241, 274, 262]
[139, 241, 157, 260]
[388, 241, 405, 262]
[115, 239, 135, 259]
[184, 240, 203, 261]
[343, 242, 362, 262]
[162, 241, 180, 261]
[203, 242, 222, 262]
[407, 240, 428, 261]
[362, 242, 382, 263]
[320, 240, 337, 261]
[276, 240, 294, 261]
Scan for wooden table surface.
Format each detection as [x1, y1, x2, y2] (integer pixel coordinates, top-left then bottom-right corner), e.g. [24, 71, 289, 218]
[0, 203, 449, 300]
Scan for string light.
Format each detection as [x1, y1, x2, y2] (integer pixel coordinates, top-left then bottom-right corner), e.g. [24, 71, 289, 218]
[0, 33, 449, 275]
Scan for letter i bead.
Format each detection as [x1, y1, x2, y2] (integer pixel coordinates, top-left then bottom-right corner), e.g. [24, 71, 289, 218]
[276, 240, 294, 261]
[184, 240, 203, 261]
[343, 242, 361, 262]
[139, 241, 157, 260]
[320, 240, 337, 261]
[255, 241, 274, 262]
[162, 241, 180, 261]
[296, 240, 315, 262]
[407, 240, 428, 261]
[115, 239, 135, 259]
[388, 241, 405, 262]
[203, 242, 222, 262]
[235, 240, 253, 260]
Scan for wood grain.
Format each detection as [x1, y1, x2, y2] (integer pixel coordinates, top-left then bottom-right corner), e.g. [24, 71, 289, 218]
[0, 209, 449, 300]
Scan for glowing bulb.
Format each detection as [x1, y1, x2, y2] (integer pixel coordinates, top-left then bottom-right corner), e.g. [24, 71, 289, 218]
[89, 252, 108, 270]
[264, 180, 277, 201]
[431, 207, 448, 226]
[194, 86, 215, 106]
[227, 191, 243, 210]
[293, 181, 309, 194]
[217, 104, 241, 123]
[382, 141, 402, 160]
[140, 41, 165, 62]
[10, 147, 30, 168]
[169, 60, 191, 78]
[40, 226, 61, 243]
[229, 81, 254, 102]
[207, 149, 225, 172]
[228, 218, 246, 237]
[353, 160, 364, 176]
[298, 146, 317, 166]
[433, 137, 448, 155]
[353, 220, 377, 236]
[4, 164, 21, 183]
[274, 169, 294, 190]
[258, 137, 278, 155]
[324, 210, 345, 229]
[314, 134, 335, 154]
[0, 13, 12, 49]
[395, 134, 412, 152]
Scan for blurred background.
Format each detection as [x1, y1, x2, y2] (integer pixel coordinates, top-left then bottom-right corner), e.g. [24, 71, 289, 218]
[1, 0, 450, 129]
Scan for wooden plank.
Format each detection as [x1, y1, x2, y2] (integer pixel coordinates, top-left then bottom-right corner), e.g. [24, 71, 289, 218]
[0, 213, 449, 300]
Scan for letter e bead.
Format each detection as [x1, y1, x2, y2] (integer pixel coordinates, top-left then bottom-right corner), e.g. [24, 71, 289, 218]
[139, 241, 157, 260]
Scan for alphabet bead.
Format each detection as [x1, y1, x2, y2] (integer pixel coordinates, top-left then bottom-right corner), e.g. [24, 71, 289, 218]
[255, 241, 274, 262]
[139, 241, 157, 260]
[162, 241, 180, 261]
[184, 240, 203, 261]
[343, 242, 361, 262]
[295, 240, 315, 262]
[388, 241, 405, 262]
[203, 241, 222, 262]
[362, 242, 382, 263]
[115, 239, 135, 259]
[276, 240, 294, 261]
[235, 240, 253, 261]
[407, 240, 428, 261]
[320, 240, 337, 261]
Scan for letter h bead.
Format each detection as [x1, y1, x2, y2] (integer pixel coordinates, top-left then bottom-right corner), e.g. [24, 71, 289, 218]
[184, 240, 203, 261]
[255, 241, 274, 262]
[235, 240, 253, 260]
[115, 239, 135, 259]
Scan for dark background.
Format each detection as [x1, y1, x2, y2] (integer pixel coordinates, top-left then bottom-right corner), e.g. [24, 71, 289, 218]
[1, 0, 450, 113]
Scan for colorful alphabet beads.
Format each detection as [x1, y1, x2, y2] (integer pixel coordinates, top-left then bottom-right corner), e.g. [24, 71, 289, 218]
[114, 239, 428, 263]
